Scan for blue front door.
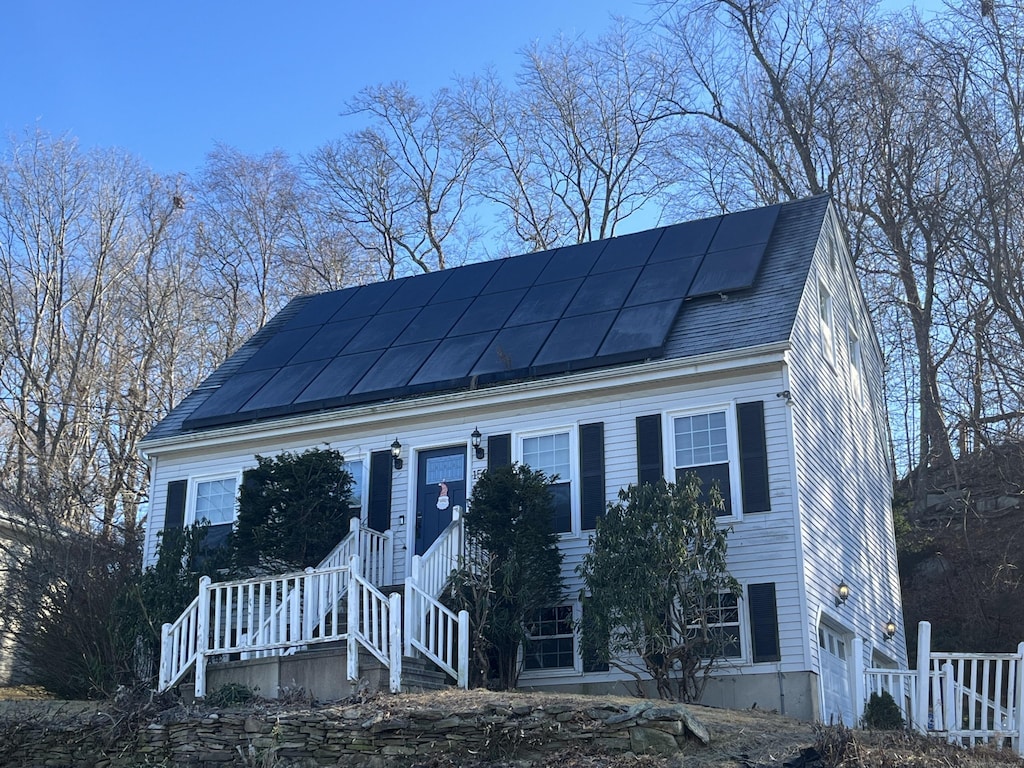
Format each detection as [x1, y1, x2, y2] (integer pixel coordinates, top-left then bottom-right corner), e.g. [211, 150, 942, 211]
[415, 446, 467, 555]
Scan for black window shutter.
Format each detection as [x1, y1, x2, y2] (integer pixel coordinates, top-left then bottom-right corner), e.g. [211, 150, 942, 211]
[164, 479, 187, 531]
[737, 401, 771, 512]
[487, 434, 512, 471]
[579, 422, 605, 530]
[367, 450, 393, 533]
[636, 415, 663, 486]
[748, 582, 781, 663]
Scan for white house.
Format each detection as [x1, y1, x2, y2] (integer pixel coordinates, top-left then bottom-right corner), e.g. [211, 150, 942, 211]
[142, 195, 907, 721]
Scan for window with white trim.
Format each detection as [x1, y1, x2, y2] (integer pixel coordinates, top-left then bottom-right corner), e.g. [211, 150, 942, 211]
[819, 283, 835, 364]
[192, 475, 238, 550]
[343, 459, 365, 515]
[847, 328, 864, 405]
[524, 605, 576, 671]
[521, 431, 573, 533]
[687, 592, 742, 659]
[673, 410, 734, 515]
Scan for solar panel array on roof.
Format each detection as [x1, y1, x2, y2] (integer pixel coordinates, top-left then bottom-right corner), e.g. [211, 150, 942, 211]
[183, 204, 781, 430]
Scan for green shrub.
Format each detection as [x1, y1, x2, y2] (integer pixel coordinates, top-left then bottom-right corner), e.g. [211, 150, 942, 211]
[863, 690, 905, 730]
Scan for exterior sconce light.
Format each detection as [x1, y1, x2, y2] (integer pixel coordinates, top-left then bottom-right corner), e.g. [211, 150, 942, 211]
[391, 438, 403, 470]
[883, 620, 897, 642]
[471, 427, 485, 460]
[835, 582, 849, 607]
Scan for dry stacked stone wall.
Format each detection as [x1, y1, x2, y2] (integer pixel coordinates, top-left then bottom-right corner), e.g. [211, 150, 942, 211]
[0, 693, 710, 767]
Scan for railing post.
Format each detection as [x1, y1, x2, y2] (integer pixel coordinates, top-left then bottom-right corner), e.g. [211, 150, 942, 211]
[1015, 642, 1024, 756]
[457, 609, 469, 689]
[159, 622, 172, 690]
[347, 563, 359, 681]
[404, 577, 414, 658]
[194, 576, 212, 699]
[303, 567, 315, 642]
[389, 592, 403, 693]
[851, 637, 866, 727]
[942, 662, 956, 740]
[916, 621, 932, 733]
[383, 529, 394, 586]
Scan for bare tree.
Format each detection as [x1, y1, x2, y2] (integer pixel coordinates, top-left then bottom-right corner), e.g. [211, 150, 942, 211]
[459, 23, 678, 251]
[307, 83, 483, 278]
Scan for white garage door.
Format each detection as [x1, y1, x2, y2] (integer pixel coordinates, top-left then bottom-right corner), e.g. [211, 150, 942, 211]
[819, 624, 855, 725]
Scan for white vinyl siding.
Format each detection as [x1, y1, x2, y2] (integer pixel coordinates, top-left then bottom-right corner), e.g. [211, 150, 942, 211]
[788, 210, 907, 682]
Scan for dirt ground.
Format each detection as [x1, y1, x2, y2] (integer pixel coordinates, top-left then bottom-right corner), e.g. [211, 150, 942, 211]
[2, 686, 1023, 767]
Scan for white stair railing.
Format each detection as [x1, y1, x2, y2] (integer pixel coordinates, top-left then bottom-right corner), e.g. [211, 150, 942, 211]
[159, 595, 201, 691]
[349, 555, 402, 693]
[159, 519, 398, 695]
[402, 508, 470, 689]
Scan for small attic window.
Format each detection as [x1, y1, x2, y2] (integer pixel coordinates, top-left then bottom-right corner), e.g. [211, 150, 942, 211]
[819, 283, 835, 365]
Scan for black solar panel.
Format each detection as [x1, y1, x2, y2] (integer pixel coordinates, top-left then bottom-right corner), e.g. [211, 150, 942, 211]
[350, 341, 439, 395]
[592, 227, 663, 273]
[401, 299, 473, 344]
[182, 202, 784, 430]
[337, 280, 401, 319]
[564, 268, 642, 317]
[706, 204, 779, 253]
[238, 326, 319, 372]
[599, 300, 684, 358]
[295, 351, 384, 404]
[507, 279, 583, 326]
[472, 321, 557, 378]
[688, 244, 769, 298]
[242, 361, 330, 411]
[409, 331, 495, 387]
[290, 317, 369, 364]
[286, 289, 354, 329]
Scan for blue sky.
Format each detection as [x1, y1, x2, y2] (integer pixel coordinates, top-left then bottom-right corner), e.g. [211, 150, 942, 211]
[2, 0, 641, 176]
[2, 0, 941, 178]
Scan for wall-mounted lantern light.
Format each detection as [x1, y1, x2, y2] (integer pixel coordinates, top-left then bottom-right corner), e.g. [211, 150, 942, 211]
[835, 582, 850, 607]
[471, 427, 485, 460]
[391, 438, 403, 470]
[883, 620, 897, 642]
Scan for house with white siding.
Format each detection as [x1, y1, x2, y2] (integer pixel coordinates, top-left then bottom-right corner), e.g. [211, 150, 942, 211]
[143, 194, 906, 722]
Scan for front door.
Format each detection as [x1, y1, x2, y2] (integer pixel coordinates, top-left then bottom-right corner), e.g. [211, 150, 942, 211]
[415, 445, 467, 555]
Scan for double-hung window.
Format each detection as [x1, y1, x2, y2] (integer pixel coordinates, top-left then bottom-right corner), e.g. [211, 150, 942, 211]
[524, 605, 576, 671]
[342, 459, 365, 517]
[687, 592, 742, 659]
[521, 431, 573, 533]
[673, 410, 734, 515]
[192, 475, 238, 550]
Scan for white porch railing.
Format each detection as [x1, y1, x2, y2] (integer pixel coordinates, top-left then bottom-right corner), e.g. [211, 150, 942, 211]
[160, 512, 470, 696]
[857, 621, 1024, 757]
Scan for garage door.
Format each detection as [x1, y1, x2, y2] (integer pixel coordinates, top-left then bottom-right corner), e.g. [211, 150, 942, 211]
[819, 624, 855, 725]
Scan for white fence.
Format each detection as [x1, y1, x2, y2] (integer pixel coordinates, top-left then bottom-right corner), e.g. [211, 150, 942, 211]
[858, 621, 1024, 757]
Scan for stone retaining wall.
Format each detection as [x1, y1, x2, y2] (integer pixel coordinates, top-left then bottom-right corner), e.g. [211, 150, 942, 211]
[0, 696, 709, 767]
